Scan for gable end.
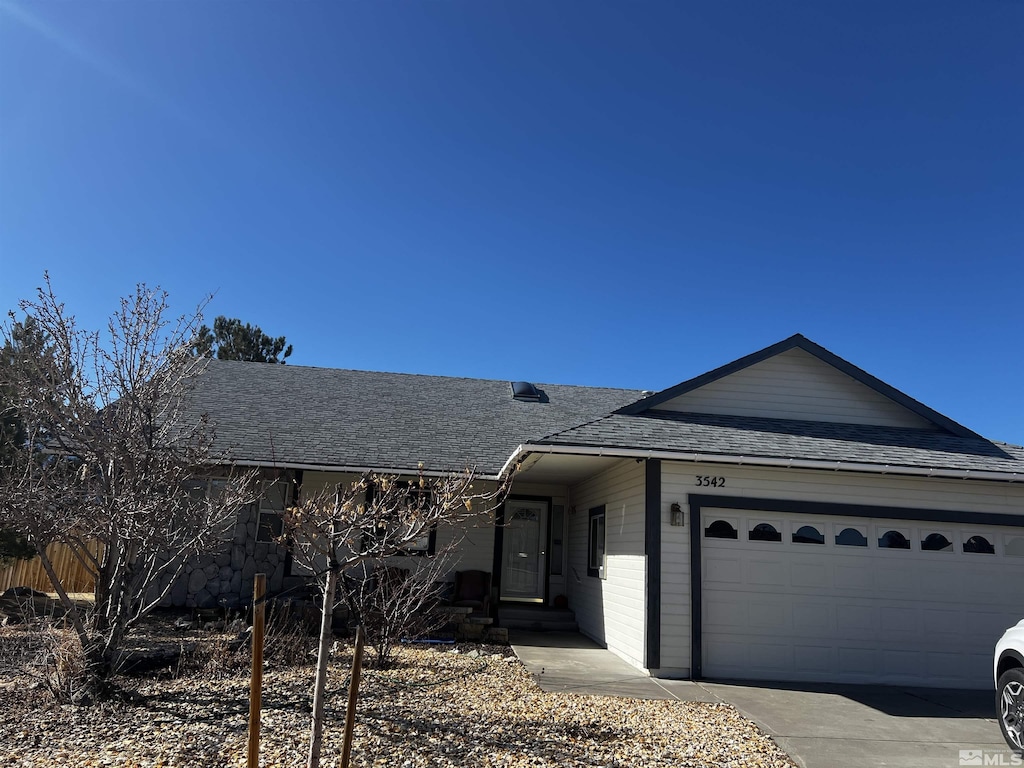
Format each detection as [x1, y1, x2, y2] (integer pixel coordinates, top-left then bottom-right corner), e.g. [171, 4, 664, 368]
[616, 335, 981, 438]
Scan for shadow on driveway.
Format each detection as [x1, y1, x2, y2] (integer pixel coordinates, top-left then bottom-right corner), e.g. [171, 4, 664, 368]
[702, 677, 993, 718]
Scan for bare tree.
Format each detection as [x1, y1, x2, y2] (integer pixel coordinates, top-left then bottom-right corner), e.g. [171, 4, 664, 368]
[0, 275, 258, 702]
[283, 467, 513, 768]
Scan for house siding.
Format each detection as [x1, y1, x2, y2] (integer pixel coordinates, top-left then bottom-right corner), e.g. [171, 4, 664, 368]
[657, 347, 936, 429]
[568, 459, 648, 670]
[657, 460, 1024, 675]
[300, 471, 498, 582]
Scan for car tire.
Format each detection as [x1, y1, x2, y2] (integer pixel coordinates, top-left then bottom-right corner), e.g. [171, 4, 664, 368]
[997, 667, 1024, 756]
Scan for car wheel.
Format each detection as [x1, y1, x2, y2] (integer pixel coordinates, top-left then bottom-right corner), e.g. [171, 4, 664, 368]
[998, 667, 1024, 756]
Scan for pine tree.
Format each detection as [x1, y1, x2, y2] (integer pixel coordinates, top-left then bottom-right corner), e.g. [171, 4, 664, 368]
[192, 316, 293, 363]
[0, 316, 49, 564]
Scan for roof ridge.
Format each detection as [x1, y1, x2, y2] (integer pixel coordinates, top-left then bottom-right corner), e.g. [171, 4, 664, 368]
[203, 358, 647, 393]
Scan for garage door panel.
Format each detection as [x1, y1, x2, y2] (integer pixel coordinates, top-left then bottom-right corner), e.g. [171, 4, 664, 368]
[745, 559, 788, 586]
[792, 602, 834, 633]
[791, 562, 828, 588]
[705, 556, 743, 584]
[964, 610, 1017, 638]
[704, 638, 790, 679]
[749, 601, 790, 630]
[704, 600, 748, 630]
[836, 604, 875, 637]
[700, 510, 1024, 688]
[922, 608, 961, 635]
[874, 565, 916, 593]
[838, 647, 876, 676]
[794, 644, 834, 673]
[877, 606, 919, 634]
[882, 649, 923, 678]
[705, 636, 792, 676]
[834, 564, 874, 590]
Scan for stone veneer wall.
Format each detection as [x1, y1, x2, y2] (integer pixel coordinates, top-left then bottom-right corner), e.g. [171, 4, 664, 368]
[160, 503, 293, 609]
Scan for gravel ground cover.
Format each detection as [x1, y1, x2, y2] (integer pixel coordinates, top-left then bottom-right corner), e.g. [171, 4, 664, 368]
[0, 622, 795, 767]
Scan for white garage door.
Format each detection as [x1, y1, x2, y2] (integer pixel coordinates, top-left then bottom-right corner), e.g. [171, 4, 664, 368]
[701, 510, 1024, 688]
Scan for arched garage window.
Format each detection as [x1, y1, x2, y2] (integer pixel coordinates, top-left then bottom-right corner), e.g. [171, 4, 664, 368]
[835, 527, 867, 547]
[921, 533, 952, 552]
[793, 525, 824, 544]
[705, 520, 738, 539]
[963, 535, 995, 554]
[878, 530, 911, 549]
[749, 523, 781, 542]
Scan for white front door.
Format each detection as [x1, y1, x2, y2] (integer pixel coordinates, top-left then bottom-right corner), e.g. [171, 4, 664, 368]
[500, 498, 549, 602]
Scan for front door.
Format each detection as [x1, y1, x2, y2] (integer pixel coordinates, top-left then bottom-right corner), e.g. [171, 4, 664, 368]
[500, 498, 548, 602]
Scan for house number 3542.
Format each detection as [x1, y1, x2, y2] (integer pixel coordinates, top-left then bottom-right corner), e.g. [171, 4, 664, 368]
[695, 475, 725, 487]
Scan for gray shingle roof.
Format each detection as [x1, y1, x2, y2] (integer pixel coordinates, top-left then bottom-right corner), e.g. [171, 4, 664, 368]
[184, 360, 646, 475]
[534, 410, 1024, 475]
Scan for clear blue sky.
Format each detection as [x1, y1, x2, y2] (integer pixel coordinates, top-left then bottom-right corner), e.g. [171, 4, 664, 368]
[1, 2, 1021, 442]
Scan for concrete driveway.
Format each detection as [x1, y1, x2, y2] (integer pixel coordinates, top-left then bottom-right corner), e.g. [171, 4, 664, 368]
[702, 680, 1007, 768]
[510, 631, 1011, 768]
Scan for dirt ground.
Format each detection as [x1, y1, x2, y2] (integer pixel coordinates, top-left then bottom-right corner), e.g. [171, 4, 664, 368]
[0, 613, 795, 767]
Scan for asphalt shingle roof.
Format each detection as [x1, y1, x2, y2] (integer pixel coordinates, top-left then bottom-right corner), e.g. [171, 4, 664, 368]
[535, 410, 1024, 475]
[184, 359, 1024, 479]
[184, 360, 646, 475]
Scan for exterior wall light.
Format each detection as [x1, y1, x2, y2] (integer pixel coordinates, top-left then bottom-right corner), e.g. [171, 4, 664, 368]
[670, 502, 684, 527]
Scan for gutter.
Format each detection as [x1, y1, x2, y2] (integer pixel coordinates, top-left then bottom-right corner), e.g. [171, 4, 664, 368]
[229, 459, 503, 481]
[498, 443, 1024, 484]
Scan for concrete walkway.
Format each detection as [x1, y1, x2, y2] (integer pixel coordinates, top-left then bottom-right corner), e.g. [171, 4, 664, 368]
[509, 631, 1011, 768]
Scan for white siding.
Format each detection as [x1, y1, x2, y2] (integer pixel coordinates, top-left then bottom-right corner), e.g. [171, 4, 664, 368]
[658, 473, 692, 677]
[300, 472, 496, 582]
[658, 461, 1024, 678]
[568, 459, 648, 671]
[658, 348, 936, 428]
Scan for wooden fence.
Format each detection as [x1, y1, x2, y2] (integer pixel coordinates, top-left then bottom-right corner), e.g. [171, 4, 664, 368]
[0, 541, 100, 594]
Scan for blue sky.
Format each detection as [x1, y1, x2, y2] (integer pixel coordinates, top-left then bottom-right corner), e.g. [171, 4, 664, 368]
[1, 1, 1021, 442]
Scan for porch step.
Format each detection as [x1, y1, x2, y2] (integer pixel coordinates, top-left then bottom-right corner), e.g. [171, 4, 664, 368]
[498, 605, 578, 632]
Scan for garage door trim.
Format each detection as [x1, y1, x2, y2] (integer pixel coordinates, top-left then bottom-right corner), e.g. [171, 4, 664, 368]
[688, 493, 1024, 680]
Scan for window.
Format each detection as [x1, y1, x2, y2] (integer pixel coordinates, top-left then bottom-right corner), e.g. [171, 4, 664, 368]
[365, 480, 437, 556]
[878, 530, 910, 549]
[549, 504, 564, 576]
[257, 481, 290, 543]
[963, 535, 995, 555]
[588, 506, 606, 578]
[705, 520, 738, 539]
[749, 523, 781, 542]
[181, 477, 233, 541]
[921, 533, 952, 552]
[1005, 537, 1024, 557]
[835, 527, 868, 547]
[793, 525, 824, 544]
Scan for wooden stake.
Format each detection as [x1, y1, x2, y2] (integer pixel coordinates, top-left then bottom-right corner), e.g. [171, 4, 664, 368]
[247, 573, 267, 768]
[340, 625, 365, 768]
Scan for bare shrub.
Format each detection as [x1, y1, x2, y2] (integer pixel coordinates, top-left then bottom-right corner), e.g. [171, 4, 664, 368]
[175, 635, 247, 679]
[38, 628, 103, 704]
[343, 557, 452, 670]
[263, 599, 318, 667]
[173, 599, 317, 679]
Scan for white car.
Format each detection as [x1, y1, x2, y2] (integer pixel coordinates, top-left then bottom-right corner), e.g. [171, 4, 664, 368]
[996, 619, 1024, 755]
